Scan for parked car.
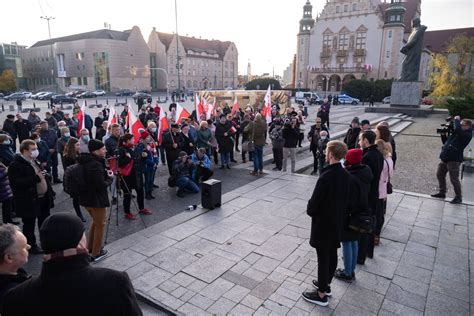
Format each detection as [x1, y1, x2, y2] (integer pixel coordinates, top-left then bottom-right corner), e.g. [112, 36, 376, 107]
[337, 94, 360, 105]
[38, 92, 55, 100]
[32, 91, 50, 99]
[66, 90, 85, 97]
[78, 91, 97, 98]
[21, 91, 32, 98]
[382, 96, 391, 104]
[0, 93, 4, 99]
[295, 92, 322, 105]
[4, 92, 27, 101]
[93, 89, 106, 96]
[51, 95, 77, 105]
[132, 92, 151, 102]
[115, 89, 134, 96]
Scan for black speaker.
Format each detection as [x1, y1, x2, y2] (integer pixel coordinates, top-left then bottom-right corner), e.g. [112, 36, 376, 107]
[201, 179, 222, 210]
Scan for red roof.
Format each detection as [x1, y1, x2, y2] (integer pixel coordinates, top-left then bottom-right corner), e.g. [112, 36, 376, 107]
[423, 27, 474, 53]
[156, 32, 233, 60]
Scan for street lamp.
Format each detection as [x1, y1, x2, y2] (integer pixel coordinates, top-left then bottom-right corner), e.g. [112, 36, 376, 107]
[41, 15, 57, 92]
[174, 0, 181, 95]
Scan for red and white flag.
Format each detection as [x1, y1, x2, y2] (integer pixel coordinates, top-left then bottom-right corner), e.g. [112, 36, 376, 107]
[176, 103, 190, 123]
[195, 94, 205, 122]
[262, 86, 272, 124]
[157, 105, 169, 145]
[107, 104, 117, 128]
[231, 96, 239, 116]
[77, 102, 86, 134]
[206, 98, 217, 120]
[127, 107, 145, 143]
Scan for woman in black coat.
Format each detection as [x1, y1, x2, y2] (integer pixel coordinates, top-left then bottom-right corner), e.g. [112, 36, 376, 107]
[62, 137, 86, 222]
[117, 134, 150, 220]
[214, 115, 234, 169]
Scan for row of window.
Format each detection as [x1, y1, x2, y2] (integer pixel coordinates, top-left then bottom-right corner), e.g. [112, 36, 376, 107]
[322, 32, 367, 51]
[168, 80, 232, 89]
[77, 77, 88, 85]
[336, 3, 358, 14]
[1, 44, 25, 56]
[28, 77, 54, 86]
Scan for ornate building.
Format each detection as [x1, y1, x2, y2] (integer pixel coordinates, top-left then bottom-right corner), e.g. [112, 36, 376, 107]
[295, 0, 421, 92]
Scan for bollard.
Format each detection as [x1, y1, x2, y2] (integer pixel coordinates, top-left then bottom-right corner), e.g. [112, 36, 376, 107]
[85, 100, 87, 106]
[106, 99, 109, 105]
[125, 98, 128, 104]
[95, 99, 98, 105]
[116, 98, 118, 104]
[1, 104, 3, 111]
[33, 102, 36, 108]
[60, 103, 64, 110]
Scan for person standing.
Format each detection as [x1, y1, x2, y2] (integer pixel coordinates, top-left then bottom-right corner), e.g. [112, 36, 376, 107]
[180, 124, 195, 156]
[0, 135, 15, 167]
[308, 117, 329, 175]
[319, 99, 331, 129]
[343, 117, 361, 150]
[197, 121, 212, 157]
[78, 129, 91, 154]
[215, 114, 234, 170]
[357, 131, 383, 263]
[162, 124, 184, 175]
[246, 113, 267, 175]
[62, 137, 86, 222]
[282, 117, 299, 173]
[2, 115, 17, 153]
[13, 114, 30, 144]
[57, 127, 70, 168]
[136, 131, 156, 200]
[431, 117, 472, 204]
[39, 121, 61, 184]
[76, 139, 112, 261]
[376, 122, 397, 168]
[240, 114, 253, 163]
[303, 140, 350, 306]
[0, 163, 16, 225]
[8, 140, 53, 254]
[269, 120, 284, 171]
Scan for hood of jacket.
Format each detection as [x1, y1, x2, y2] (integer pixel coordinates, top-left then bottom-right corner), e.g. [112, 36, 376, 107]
[347, 164, 373, 185]
[76, 153, 103, 165]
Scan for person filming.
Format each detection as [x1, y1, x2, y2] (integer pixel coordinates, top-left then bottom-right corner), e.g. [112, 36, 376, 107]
[191, 148, 213, 183]
[431, 117, 472, 204]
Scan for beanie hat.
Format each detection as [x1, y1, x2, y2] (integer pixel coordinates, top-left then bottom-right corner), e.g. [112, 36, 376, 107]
[40, 213, 85, 254]
[178, 151, 187, 158]
[351, 117, 360, 124]
[345, 149, 363, 166]
[360, 119, 370, 126]
[140, 130, 150, 139]
[88, 139, 105, 152]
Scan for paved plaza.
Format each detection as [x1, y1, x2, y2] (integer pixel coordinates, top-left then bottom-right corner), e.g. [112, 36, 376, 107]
[99, 169, 474, 315]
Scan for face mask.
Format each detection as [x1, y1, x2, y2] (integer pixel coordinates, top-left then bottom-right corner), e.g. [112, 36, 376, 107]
[3, 140, 11, 145]
[151, 128, 157, 133]
[82, 135, 90, 142]
[321, 136, 327, 140]
[35, 138, 41, 143]
[31, 149, 39, 159]
[64, 133, 70, 138]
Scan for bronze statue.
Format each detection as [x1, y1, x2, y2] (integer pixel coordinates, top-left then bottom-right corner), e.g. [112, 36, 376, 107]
[400, 18, 427, 82]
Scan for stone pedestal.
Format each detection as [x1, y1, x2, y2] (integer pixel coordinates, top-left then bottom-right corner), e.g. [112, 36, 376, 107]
[390, 81, 423, 108]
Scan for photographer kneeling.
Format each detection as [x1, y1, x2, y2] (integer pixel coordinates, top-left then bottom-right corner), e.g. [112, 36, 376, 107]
[431, 116, 472, 204]
[173, 151, 200, 198]
[191, 148, 213, 183]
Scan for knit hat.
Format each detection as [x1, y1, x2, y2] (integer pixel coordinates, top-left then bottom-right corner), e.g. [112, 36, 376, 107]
[88, 139, 105, 152]
[178, 151, 187, 158]
[171, 123, 179, 129]
[345, 149, 363, 166]
[40, 213, 85, 254]
[140, 130, 150, 139]
[360, 119, 370, 126]
[351, 117, 360, 124]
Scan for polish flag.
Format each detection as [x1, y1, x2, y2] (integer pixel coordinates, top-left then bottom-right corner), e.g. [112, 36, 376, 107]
[127, 107, 145, 143]
[231, 96, 239, 116]
[262, 86, 272, 124]
[77, 102, 86, 134]
[157, 105, 169, 145]
[107, 104, 117, 128]
[195, 94, 205, 122]
[176, 103, 190, 124]
[206, 98, 216, 120]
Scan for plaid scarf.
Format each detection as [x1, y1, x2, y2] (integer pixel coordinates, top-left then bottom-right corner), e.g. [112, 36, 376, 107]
[43, 248, 89, 262]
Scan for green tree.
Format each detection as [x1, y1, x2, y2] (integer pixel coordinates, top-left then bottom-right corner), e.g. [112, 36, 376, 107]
[0, 69, 16, 93]
[430, 33, 474, 97]
[341, 79, 372, 101]
[245, 78, 281, 90]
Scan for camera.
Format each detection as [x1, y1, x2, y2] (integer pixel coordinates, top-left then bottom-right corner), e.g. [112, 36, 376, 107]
[283, 118, 291, 127]
[436, 116, 455, 135]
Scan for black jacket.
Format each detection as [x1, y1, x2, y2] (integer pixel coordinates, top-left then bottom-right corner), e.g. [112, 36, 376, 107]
[0, 145, 15, 167]
[77, 153, 111, 208]
[2, 254, 142, 316]
[13, 120, 30, 142]
[105, 135, 119, 158]
[215, 122, 234, 153]
[172, 159, 194, 178]
[0, 268, 30, 309]
[181, 132, 196, 155]
[307, 163, 351, 248]
[2, 119, 17, 139]
[342, 164, 373, 241]
[8, 155, 52, 218]
[343, 127, 361, 150]
[308, 124, 329, 152]
[440, 120, 472, 163]
[362, 145, 384, 213]
[282, 126, 299, 148]
[117, 146, 144, 190]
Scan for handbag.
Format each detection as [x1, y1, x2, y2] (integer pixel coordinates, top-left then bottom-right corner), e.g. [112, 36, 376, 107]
[349, 213, 374, 234]
[119, 160, 134, 177]
[385, 159, 393, 194]
[242, 141, 255, 152]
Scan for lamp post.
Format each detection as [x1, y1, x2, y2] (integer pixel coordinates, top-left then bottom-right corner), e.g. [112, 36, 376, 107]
[40, 15, 57, 92]
[174, 0, 181, 95]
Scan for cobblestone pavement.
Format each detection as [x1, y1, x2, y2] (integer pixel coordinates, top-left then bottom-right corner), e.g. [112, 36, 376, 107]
[99, 170, 474, 315]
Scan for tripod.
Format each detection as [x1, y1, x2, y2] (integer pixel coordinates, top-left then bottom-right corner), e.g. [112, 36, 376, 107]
[104, 169, 147, 244]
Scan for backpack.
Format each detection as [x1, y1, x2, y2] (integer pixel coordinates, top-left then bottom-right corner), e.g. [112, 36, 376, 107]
[349, 213, 374, 234]
[63, 164, 86, 198]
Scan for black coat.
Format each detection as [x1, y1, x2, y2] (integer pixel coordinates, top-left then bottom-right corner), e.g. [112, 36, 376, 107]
[307, 163, 351, 248]
[0, 145, 15, 167]
[77, 153, 112, 208]
[117, 146, 144, 190]
[0, 268, 30, 309]
[13, 120, 30, 142]
[282, 126, 299, 148]
[8, 155, 52, 218]
[181, 132, 196, 155]
[391, 137, 397, 168]
[2, 119, 17, 139]
[440, 120, 472, 163]
[308, 124, 329, 152]
[2, 254, 142, 316]
[342, 164, 373, 241]
[105, 135, 119, 158]
[162, 131, 184, 159]
[362, 145, 384, 213]
[343, 127, 361, 150]
[215, 122, 234, 153]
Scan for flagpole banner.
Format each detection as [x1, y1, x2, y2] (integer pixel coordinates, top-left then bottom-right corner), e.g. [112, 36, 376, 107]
[157, 105, 169, 145]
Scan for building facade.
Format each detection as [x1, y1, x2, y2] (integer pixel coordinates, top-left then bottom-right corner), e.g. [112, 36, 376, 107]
[0, 42, 27, 90]
[21, 27, 151, 92]
[148, 28, 238, 92]
[296, 0, 421, 92]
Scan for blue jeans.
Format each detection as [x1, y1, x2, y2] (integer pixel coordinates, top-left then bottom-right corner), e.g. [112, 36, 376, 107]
[176, 176, 200, 194]
[220, 152, 230, 167]
[253, 145, 264, 172]
[144, 171, 154, 194]
[342, 240, 358, 276]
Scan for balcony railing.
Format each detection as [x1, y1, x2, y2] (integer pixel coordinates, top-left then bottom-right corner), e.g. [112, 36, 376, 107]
[320, 51, 331, 58]
[336, 50, 348, 57]
[309, 67, 369, 74]
[354, 49, 366, 57]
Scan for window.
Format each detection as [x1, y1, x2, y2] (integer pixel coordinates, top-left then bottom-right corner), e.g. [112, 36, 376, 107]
[386, 50, 390, 58]
[352, 3, 357, 11]
[83, 77, 88, 85]
[388, 30, 392, 38]
[323, 35, 332, 50]
[78, 77, 82, 85]
[301, 38, 304, 45]
[336, 6, 340, 13]
[339, 33, 349, 50]
[356, 32, 366, 50]
[77, 65, 80, 70]
[344, 4, 348, 12]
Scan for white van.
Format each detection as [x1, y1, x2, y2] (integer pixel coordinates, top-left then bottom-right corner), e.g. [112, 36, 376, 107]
[295, 92, 322, 105]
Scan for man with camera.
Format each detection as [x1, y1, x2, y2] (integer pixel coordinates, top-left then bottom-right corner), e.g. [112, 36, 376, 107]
[173, 151, 200, 198]
[191, 148, 213, 183]
[432, 116, 472, 204]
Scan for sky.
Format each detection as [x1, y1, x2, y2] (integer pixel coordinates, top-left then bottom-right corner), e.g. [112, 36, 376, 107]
[1, 0, 473, 76]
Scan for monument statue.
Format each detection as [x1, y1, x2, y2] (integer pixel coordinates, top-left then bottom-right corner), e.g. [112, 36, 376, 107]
[400, 18, 427, 82]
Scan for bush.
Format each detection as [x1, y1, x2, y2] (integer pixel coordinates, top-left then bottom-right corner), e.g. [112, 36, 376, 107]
[342, 79, 392, 102]
[245, 78, 281, 90]
[445, 95, 474, 119]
